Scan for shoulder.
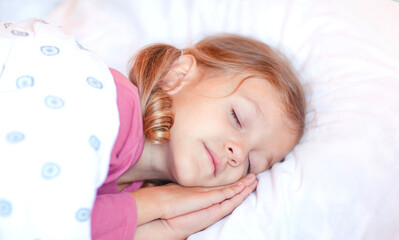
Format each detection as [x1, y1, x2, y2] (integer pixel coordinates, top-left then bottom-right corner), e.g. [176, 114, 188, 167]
[109, 68, 142, 118]
[108, 68, 142, 129]
[106, 68, 144, 179]
[109, 68, 140, 102]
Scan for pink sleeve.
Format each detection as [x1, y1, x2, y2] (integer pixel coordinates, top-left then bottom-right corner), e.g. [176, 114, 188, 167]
[91, 68, 144, 240]
[91, 193, 138, 240]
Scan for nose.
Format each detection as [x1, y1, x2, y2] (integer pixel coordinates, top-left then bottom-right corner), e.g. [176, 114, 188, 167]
[225, 140, 245, 167]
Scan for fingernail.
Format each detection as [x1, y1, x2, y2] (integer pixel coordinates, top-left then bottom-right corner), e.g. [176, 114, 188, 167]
[246, 173, 255, 179]
[236, 182, 242, 186]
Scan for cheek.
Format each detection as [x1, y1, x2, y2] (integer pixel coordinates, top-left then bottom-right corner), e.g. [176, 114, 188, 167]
[168, 149, 198, 186]
[172, 103, 222, 135]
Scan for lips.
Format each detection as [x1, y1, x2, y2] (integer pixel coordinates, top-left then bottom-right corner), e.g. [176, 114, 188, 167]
[203, 143, 219, 176]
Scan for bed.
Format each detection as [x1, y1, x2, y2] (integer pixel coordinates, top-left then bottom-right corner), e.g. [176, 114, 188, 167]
[1, 0, 398, 239]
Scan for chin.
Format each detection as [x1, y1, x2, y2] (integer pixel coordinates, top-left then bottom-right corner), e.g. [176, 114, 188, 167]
[174, 173, 198, 187]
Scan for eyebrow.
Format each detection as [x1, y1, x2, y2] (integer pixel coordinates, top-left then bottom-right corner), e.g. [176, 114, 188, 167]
[242, 95, 264, 119]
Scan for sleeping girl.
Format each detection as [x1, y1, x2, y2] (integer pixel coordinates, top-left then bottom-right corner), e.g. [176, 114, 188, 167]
[0, 19, 305, 240]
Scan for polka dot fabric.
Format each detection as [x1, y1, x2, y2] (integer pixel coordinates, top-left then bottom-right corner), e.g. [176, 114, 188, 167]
[0, 19, 119, 239]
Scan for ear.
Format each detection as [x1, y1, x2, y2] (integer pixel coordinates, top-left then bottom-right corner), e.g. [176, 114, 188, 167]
[160, 54, 197, 95]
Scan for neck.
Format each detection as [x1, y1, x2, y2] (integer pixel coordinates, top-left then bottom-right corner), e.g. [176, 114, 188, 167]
[117, 139, 174, 185]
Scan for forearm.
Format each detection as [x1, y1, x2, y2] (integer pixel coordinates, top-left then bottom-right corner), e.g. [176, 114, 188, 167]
[134, 220, 181, 240]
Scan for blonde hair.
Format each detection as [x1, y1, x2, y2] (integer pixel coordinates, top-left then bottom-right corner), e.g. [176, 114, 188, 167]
[128, 34, 305, 144]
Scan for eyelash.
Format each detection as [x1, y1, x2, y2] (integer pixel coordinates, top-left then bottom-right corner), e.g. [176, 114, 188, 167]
[231, 109, 242, 127]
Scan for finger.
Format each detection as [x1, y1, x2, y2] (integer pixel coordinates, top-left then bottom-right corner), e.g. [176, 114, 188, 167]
[191, 182, 245, 209]
[160, 174, 257, 220]
[241, 173, 257, 186]
[159, 182, 244, 220]
[199, 174, 256, 206]
[202, 173, 256, 191]
[248, 178, 258, 191]
[172, 182, 256, 236]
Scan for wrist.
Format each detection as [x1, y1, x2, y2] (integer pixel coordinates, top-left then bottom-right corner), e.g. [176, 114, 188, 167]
[135, 219, 185, 240]
[131, 187, 164, 225]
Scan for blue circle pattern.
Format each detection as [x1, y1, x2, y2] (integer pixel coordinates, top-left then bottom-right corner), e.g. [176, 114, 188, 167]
[86, 77, 103, 89]
[3, 24, 112, 228]
[44, 95, 64, 109]
[0, 199, 12, 217]
[89, 135, 101, 151]
[11, 29, 29, 37]
[16, 75, 34, 88]
[6, 131, 25, 143]
[75, 208, 91, 222]
[40, 46, 60, 56]
[41, 163, 61, 180]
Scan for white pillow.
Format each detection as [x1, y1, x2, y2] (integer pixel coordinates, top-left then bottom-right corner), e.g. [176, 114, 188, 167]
[189, 1, 399, 239]
[10, 0, 399, 239]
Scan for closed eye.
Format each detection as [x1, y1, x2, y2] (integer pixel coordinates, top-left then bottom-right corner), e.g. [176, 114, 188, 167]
[231, 109, 242, 128]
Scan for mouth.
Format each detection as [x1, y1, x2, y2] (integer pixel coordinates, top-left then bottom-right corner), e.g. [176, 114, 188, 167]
[203, 143, 219, 176]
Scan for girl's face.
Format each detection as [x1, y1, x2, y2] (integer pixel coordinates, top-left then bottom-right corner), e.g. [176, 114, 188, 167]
[166, 73, 299, 187]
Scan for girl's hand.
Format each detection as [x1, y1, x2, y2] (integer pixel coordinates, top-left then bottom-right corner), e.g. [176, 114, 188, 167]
[132, 174, 257, 225]
[134, 177, 258, 240]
